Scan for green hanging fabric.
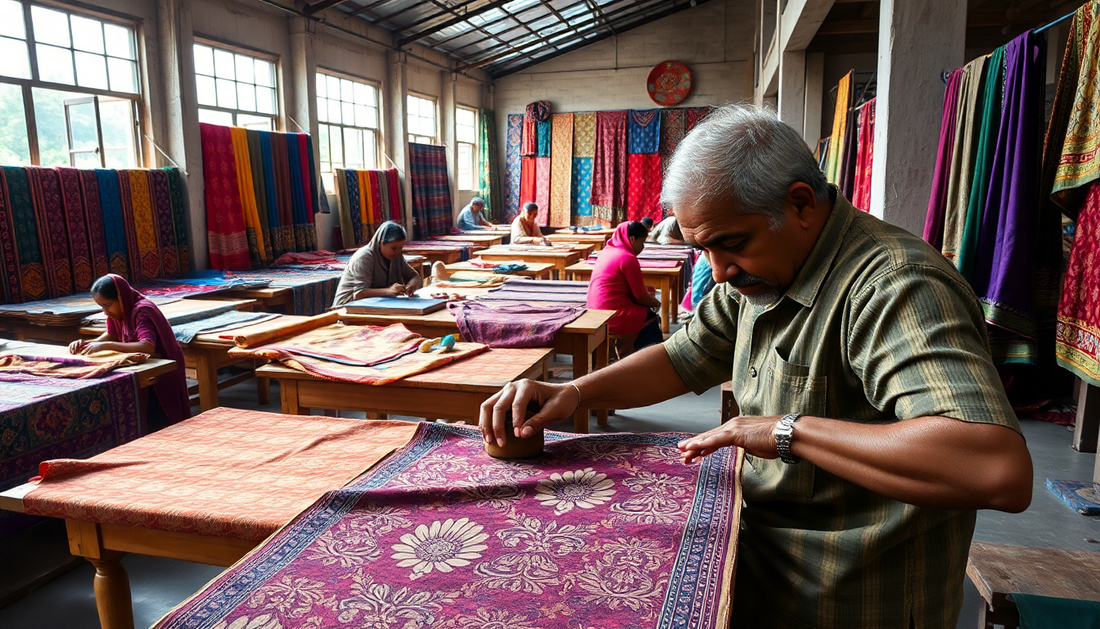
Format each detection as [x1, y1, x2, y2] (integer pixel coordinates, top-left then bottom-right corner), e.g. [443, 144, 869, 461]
[956, 46, 1005, 281]
[478, 108, 501, 221]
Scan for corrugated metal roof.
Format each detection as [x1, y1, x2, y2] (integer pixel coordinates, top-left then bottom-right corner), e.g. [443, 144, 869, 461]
[325, 0, 711, 78]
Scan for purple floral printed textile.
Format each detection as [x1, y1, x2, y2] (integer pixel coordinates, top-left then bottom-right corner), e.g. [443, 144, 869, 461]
[153, 422, 742, 629]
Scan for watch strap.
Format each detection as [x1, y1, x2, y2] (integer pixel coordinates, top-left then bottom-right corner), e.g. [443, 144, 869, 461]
[775, 413, 802, 464]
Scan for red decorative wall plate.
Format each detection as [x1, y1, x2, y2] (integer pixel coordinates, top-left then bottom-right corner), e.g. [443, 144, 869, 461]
[647, 61, 692, 106]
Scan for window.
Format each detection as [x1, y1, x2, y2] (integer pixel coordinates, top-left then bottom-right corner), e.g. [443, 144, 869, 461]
[406, 94, 436, 145]
[193, 42, 277, 130]
[456, 106, 477, 191]
[0, 0, 142, 167]
[316, 71, 379, 191]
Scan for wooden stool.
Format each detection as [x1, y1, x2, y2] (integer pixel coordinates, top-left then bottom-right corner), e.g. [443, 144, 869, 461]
[720, 381, 739, 424]
[608, 334, 636, 362]
[967, 541, 1100, 628]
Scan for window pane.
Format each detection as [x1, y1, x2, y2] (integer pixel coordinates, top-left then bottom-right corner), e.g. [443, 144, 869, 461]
[367, 105, 378, 129]
[32, 88, 80, 166]
[315, 73, 326, 98]
[327, 75, 340, 101]
[104, 23, 134, 60]
[99, 98, 136, 168]
[338, 78, 352, 103]
[352, 82, 368, 105]
[318, 123, 331, 168]
[257, 86, 276, 114]
[458, 143, 473, 190]
[457, 108, 474, 127]
[66, 99, 98, 155]
[236, 113, 273, 130]
[75, 51, 108, 90]
[195, 75, 216, 106]
[237, 82, 256, 112]
[420, 99, 434, 118]
[330, 125, 342, 167]
[341, 101, 353, 126]
[215, 77, 236, 109]
[0, 1, 26, 40]
[235, 54, 254, 84]
[343, 127, 362, 169]
[31, 6, 70, 48]
[254, 59, 274, 87]
[327, 97, 340, 124]
[364, 130, 377, 169]
[354, 104, 371, 128]
[213, 48, 235, 79]
[0, 37, 31, 79]
[193, 44, 214, 76]
[37, 45, 75, 85]
[0, 82, 30, 164]
[198, 108, 233, 126]
[107, 58, 138, 94]
[71, 16, 104, 54]
[316, 97, 328, 123]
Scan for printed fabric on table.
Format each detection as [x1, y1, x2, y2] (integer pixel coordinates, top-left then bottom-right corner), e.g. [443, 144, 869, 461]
[151, 422, 742, 629]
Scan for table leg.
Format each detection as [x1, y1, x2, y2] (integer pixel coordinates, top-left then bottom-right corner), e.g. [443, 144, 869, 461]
[594, 338, 610, 427]
[195, 352, 218, 412]
[91, 551, 134, 629]
[571, 336, 591, 434]
[1075, 379, 1100, 454]
[659, 277, 671, 334]
[256, 374, 270, 405]
[281, 379, 307, 415]
[670, 275, 680, 325]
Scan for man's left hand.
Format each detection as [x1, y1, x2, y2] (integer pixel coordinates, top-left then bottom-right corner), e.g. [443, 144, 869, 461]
[678, 416, 781, 464]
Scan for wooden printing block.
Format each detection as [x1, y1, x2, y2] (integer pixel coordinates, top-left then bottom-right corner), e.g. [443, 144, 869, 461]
[485, 401, 544, 459]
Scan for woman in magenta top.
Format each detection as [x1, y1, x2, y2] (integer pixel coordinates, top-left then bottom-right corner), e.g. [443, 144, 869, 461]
[69, 274, 191, 430]
[586, 221, 663, 356]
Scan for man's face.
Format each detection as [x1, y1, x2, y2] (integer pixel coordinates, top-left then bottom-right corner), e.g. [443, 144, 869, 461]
[679, 185, 820, 307]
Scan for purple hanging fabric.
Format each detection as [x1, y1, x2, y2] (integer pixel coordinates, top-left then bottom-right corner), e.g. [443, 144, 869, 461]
[923, 67, 965, 248]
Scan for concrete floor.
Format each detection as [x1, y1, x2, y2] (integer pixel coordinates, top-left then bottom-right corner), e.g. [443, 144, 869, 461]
[1, 354, 1098, 629]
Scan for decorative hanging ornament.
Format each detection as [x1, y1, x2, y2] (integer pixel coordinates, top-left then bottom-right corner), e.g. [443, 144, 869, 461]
[647, 60, 692, 106]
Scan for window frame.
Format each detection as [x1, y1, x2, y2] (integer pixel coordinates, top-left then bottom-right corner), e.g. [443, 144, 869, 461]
[406, 92, 437, 145]
[315, 67, 382, 182]
[193, 36, 280, 130]
[455, 104, 478, 192]
[0, 0, 145, 166]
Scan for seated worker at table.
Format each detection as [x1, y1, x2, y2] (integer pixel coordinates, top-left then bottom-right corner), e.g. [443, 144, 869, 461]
[511, 202, 552, 246]
[647, 214, 685, 245]
[455, 197, 492, 231]
[333, 221, 422, 306]
[640, 216, 654, 234]
[480, 105, 1033, 629]
[587, 221, 663, 357]
[69, 274, 190, 429]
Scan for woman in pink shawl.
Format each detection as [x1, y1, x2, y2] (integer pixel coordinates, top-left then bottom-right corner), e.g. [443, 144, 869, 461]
[586, 221, 663, 357]
[69, 274, 190, 429]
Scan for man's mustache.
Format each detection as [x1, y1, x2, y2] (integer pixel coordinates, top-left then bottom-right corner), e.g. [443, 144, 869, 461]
[727, 273, 771, 288]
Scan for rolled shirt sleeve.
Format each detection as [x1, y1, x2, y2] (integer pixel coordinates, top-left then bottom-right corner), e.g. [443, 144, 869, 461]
[663, 283, 740, 395]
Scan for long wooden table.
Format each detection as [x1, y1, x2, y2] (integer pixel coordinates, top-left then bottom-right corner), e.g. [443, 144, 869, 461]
[0, 340, 177, 389]
[260, 347, 554, 423]
[403, 247, 464, 266]
[339, 308, 613, 431]
[435, 233, 504, 248]
[566, 261, 683, 334]
[556, 227, 614, 236]
[475, 247, 584, 280]
[547, 233, 611, 251]
[443, 260, 554, 279]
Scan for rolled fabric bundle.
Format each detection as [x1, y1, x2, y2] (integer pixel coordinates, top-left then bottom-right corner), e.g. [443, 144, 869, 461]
[233, 310, 340, 348]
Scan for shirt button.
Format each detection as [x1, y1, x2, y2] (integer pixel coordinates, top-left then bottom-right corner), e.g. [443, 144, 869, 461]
[749, 366, 758, 378]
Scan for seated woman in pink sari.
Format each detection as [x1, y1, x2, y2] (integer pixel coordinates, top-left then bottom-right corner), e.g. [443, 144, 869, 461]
[69, 274, 190, 430]
[586, 221, 663, 357]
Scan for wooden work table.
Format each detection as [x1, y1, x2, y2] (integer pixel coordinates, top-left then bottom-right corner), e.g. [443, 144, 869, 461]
[474, 246, 584, 280]
[443, 260, 554, 279]
[565, 261, 683, 334]
[0, 340, 177, 389]
[435, 233, 504, 248]
[546, 233, 611, 251]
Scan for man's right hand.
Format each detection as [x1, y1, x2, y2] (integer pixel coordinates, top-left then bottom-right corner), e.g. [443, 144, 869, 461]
[387, 284, 407, 297]
[479, 379, 580, 447]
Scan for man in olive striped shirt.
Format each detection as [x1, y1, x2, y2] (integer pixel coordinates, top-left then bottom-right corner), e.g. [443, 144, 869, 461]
[480, 105, 1032, 628]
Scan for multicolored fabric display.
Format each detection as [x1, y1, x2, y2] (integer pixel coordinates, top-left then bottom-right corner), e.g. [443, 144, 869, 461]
[659, 108, 687, 178]
[626, 153, 663, 223]
[535, 156, 551, 225]
[825, 72, 853, 186]
[572, 157, 595, 223]
[628, 109, 661, 154]
[685, 106, 711, 132]
[924, 68, 965, 248]
[852, 98, 876, 212]
[591, 110, 628, 225]
[200, 123, 251, 270]
[536, 119, 552, 157]
[335, 168, 405, 249]
[478, 109, 501, 221]
[150, 423, 742, 629]
[409, 143, 452, 239]
[521, 100, 550, 158]
[504, 114, 524, 222]
[550, 113, 574, 227]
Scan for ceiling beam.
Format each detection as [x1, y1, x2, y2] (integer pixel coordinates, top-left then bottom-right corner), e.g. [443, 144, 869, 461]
[345, 0, 398, 19]
[815, 18, 876, 35]
[302, 0, 354, 15]
[396, 0, 517, 47]
[394, 0, 486, 35]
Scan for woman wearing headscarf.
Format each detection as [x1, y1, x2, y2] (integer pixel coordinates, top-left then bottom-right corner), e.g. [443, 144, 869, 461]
[586, 221, 663, 357]
[455, 197, 492, 231]
[510, 202, 551, 246]
[332, 221, 422, 306]
[69, 274, 190, 429]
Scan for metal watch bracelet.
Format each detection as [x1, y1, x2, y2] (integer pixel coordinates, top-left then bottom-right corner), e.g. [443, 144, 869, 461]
[774, 413, 802, 464]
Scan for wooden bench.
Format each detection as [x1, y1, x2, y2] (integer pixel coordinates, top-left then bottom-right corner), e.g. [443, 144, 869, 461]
[967, 541, 1100, 628]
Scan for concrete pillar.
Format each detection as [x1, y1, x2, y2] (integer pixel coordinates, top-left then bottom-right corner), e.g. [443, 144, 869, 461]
[288, 18, 333, 249]
[778, 50, 806, 143]
[804, 51, 824, 145]
[440, 70, 458, 219]
[870, 0, 966, 236]
[386, 51, 412, 231]
[156, 0, 206, 269]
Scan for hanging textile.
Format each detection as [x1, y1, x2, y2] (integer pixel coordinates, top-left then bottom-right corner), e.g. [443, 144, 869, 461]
[550, 112, 574, 226]
[478, 108, 500, 221]
[56, 168, 94, 292]
[259, 131, 290, 259]
[385, 168, 403, 223]
[573, 112, 596, 158]
[96, 169, 129, 280]
[148, 169, 180, 278]
[521, 100, 549, 157]
[408, 143, 451, 239]
[357, 170, 370, 228]
[956, 47, 1006, 281]
[504, 113, 524, 222]
[334, 168, 404, 248]
[572, 157, 595, 225]
[1057, 183, 1100, 383]
[1047, 1, 1100, 216]
[851, 99, 876, 212]
[825, 72, 853, 186]
[536, 119, 552, 157]
[348, 170, 364, 247]
[126, 170, 162, 282]
[628, 109, 661, 154]
[839, 104, 859, 199]
[590, 110, 628, 226]
[626, 153, 663, 223]
[297, 134, 317, 219]
[199, 123, 251, 270]
[685, 106, 711, 132]
[116, 171, 144, 284]
[942, 57, 988, 263]
[335, 170, 354, 250]
[245, 130, 273, 257]
[0, 168, 28, 303]
[230, 127, 266, 268]
[26, 167, 73, 298]
[78, 170, 110, 281]
[535, 156, 551, 225]
[969, 31, 1048, 364]
[285, 133, 315, 252]
[924, 68, 965, 248]
[659, 108, 687, 176]
[271, 131, 297, 258]
[815, 138, 830, 171]
[519, 156, 537, 208]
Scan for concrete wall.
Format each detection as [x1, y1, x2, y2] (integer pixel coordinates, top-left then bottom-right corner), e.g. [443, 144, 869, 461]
[27, 0, 489, 264]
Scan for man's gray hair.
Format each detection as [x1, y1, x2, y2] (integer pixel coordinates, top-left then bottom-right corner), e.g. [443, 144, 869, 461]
[661, 104, 830, 229]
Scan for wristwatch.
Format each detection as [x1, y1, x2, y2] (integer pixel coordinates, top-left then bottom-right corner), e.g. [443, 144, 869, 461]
[774, 413, 802, 464]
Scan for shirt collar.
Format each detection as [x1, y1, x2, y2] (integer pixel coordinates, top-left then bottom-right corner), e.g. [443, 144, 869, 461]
[782, 186, 855, 308]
